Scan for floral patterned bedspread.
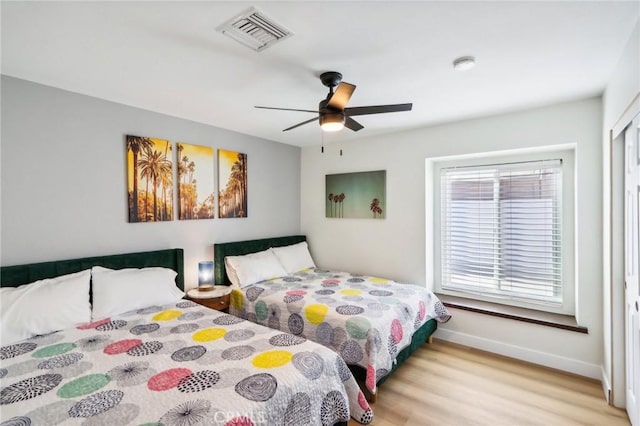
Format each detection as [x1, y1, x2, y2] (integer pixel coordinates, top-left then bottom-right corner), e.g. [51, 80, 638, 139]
[0, 300, 373, 425]
[230, 269, 451, 393]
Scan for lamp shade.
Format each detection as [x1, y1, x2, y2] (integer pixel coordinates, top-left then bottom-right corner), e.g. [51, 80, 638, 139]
[198, 261, 214, 286]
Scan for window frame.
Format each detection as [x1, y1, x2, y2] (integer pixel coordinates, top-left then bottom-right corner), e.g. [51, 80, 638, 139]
[431, 147, 575, 315]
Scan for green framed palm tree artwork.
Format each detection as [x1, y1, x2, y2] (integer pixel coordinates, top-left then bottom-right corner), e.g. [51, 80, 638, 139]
[126, 135, 173, 222]
[218, 149, 247, 218]
[326, 170, 386, 219]
[177, 143, 215, 220]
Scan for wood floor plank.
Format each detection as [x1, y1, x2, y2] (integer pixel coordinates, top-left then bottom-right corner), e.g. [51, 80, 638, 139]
[349, 339, 630, 426]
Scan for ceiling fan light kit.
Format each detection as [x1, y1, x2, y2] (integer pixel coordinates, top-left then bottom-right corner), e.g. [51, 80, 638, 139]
[255, 71, 413, 132]
[320, 112, 345, 132]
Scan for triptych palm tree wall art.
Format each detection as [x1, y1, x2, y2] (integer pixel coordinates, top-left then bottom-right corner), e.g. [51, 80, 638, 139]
[325, 170, 386, 219]
[127, 135, 174, 222]
[177, 143, 215, 220]
[218, 149, 248, 218]
[127, 136, 248, 222]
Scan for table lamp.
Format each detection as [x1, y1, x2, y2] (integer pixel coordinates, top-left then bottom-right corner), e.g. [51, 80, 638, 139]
[198, 261, 214, 291]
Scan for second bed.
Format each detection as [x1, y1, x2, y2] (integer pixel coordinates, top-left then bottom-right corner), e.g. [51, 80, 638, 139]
[214, 235, 451, 396]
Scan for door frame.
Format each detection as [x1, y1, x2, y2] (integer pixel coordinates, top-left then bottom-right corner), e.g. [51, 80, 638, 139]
[609, 92, 640, 407]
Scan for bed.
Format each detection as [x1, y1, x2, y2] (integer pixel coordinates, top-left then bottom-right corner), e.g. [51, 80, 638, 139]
[214, 236, 451, 398]
[0, 248, 373, 425]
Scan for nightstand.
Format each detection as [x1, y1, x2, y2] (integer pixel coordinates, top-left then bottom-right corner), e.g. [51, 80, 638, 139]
[186, 286, 232, 312]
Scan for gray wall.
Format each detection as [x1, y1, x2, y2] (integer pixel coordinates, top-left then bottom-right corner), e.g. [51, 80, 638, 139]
[1, 76, 301, 289]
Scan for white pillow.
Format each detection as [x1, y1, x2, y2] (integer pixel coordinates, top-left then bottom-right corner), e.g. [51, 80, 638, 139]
[0, 269, 91, 345]
[91, 266, 184, 319]
[224, 249, 288, 287]
[270, 242, 316, 274]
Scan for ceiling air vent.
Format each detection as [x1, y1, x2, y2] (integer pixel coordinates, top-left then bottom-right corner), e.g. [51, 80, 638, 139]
[216, 7, 292, 52]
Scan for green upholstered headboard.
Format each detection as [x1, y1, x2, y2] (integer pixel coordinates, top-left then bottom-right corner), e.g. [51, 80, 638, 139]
[214, 235, 306, 285]
[0, 249, 185, 290]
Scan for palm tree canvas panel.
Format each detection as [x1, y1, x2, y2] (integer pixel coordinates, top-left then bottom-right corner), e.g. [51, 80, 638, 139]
[218, 149, 247, 218]
[326, 170, 386, 219]
[126, 135, 173, 222]
[177, 143, 214, 220]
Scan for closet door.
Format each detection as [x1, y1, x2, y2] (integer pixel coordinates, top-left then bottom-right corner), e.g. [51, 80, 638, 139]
[624, 115, 640, 426]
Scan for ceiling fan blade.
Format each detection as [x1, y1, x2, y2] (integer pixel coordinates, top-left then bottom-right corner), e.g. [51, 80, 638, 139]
[344, 116, 364, 132]
[345, 103, 412, 116]
[327, 82, 356, 110]
[283, 117, 318, 131]
[255, 106, 318, 113]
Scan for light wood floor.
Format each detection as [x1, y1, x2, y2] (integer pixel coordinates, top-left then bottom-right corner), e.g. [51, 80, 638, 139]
[349, 339, 630, 426]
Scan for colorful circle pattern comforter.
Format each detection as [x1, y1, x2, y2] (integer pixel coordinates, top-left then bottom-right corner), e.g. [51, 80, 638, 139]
[0, 300, 373, 425]
[230, 269, 452, 394]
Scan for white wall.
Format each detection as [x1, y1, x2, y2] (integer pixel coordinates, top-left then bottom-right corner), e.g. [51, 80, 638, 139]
[602, 18, 639, 405]
[1, 76, 301, 289]
[301, 97, 603, 378]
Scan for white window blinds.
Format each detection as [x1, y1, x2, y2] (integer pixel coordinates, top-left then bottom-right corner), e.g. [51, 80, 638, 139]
[440, 159, 563, 306]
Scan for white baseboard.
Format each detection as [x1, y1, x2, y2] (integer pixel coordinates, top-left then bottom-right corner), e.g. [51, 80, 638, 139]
[435, 328, 602, 380]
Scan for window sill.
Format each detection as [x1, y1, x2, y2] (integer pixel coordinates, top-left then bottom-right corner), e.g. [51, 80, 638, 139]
[437, 294, 588, 334]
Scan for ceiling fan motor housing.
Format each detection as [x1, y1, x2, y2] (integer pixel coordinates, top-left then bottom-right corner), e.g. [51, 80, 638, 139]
[319, 99, 345, 128]
[319, 111, 345, 127]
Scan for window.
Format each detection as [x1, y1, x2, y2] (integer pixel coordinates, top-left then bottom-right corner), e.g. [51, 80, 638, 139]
[433, 150, 574, 315]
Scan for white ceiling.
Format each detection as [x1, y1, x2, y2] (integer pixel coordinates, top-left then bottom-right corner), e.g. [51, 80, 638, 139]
[2, 1, 638, 147]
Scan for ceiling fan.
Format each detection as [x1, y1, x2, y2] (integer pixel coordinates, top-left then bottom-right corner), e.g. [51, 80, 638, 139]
[255, 71, 412, 132]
